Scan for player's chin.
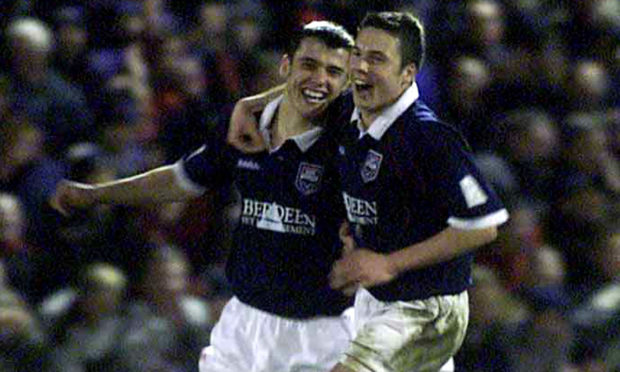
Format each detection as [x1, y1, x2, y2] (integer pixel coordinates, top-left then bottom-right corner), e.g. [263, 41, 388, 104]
[300, 104, 329, 120]
[352, 93, 370, 108]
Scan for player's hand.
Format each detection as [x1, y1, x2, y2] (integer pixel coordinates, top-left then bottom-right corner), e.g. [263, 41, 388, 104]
[226, 98, 266, 153]
[329, 249, 398, 293]
[49, 180, 97, 216]
[339, 221, 356, 255]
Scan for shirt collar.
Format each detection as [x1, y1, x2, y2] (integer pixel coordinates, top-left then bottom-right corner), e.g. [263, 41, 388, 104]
[259, 95, 323, 153]
[350, 82, 420, 140]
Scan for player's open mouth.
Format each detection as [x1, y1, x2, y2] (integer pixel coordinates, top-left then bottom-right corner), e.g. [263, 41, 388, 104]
[353, 79, 372, 92]
[302, 88, 327, 104]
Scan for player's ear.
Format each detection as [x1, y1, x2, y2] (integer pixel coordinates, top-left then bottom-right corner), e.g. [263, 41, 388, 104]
[279, 54, 291, 78]
[401, 63, 417, 88]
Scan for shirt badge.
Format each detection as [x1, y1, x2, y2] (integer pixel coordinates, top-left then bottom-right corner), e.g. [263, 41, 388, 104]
[295, 162, 323, 195]
[361, 150, 383, 183]
[459, 174, 488, 208]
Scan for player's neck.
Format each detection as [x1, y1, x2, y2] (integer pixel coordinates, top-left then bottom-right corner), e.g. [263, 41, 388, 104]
[360, 110, 379, 131]
[359, 88, 407, 130]
[271, 97, 314, 149]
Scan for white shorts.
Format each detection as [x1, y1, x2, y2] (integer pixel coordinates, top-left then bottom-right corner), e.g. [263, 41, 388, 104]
[341, 288, 468, 372]
[199, 296, 354, 372]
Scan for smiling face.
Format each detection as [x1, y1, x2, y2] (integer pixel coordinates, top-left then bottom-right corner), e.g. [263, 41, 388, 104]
[280, 37, 350, 120]
[350, 27, 415, 126]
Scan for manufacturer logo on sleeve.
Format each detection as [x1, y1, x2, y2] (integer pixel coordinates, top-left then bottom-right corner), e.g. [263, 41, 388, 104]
[295, 162, 323, 195]
[361, 150, 383, 183]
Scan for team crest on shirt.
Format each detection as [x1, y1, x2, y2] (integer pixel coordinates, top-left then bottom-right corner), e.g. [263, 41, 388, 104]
[295, 162, 323, 195]
[361, 150, 383, 183]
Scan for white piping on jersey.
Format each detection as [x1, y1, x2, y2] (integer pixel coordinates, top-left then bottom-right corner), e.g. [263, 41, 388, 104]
[259, 95, 323, 153]
[447, 209, 509, 230]
[172, 161, 206, 196]
[350, 83, 420, 140]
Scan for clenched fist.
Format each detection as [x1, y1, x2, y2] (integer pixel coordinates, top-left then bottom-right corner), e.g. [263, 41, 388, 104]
[49, 180, 97, 216]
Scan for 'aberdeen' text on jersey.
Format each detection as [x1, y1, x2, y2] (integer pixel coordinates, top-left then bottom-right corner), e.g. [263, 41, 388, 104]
[241, 199, 317, 235]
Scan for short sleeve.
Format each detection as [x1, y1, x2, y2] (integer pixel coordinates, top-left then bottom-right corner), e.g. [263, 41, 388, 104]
[417, 121, 509, 229]
[175, 122, 234, 193]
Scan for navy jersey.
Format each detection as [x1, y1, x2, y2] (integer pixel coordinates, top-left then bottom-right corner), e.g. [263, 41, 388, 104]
[337, 84, 509, 301]
[175, 97, 351, 319]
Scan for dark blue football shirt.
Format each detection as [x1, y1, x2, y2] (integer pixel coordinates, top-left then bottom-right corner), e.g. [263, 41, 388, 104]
[336, 84, 509, 301]
[174, 96, 352, 318]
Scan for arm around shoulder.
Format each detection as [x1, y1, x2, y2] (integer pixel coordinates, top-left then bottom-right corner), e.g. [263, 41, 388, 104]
[227, 84, 285, 152]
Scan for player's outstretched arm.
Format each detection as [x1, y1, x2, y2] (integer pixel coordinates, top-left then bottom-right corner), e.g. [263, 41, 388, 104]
[50, 165, 199, 215]
[227, 84, 285, 153]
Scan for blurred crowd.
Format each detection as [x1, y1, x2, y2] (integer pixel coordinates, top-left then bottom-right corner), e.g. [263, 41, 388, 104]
[0, 0, 618, 371]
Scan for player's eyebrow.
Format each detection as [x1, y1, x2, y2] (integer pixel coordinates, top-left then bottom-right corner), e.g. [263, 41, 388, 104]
[298, 56, 319, 65]
[299, 57, 346, 73]
[366, 51, 388, 59]
[353, 46, 388, 59]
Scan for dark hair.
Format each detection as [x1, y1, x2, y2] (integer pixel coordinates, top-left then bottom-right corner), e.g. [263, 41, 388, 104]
[359, 12, 425, 70]
[286, 20, 354, 58]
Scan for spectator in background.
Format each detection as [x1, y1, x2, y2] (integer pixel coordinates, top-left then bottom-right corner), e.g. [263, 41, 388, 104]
[0, 0, 32, 72]
[38, 263, 127, 372]
[5, 17, 94, 157]
[0, 274, 54, 371]
[455, 264, 529, 372]
[441, 55, 496, 151]
[41, 141, 146, 291]
[0, 116, 65, 264]
[50, 6, 90, 92]
[476, 201, 540, 291]
[500, 109, 561, 209]
[84, 1, 157, 145]
[0, 193, 39, 303]
[116, 246, 211, 371]
[545, 128, 615, 306]
[513, 283, 574, 372]
[556, 112, 620, 200]
[155, 47, 215, 162]
[96, 89, 154, 178]
[231, 13, 271, 97]
[189, 1, 242, 108]
[565, 60, 613, 115]
[594, 231, 620, 284]
[561, 0, 620, 61]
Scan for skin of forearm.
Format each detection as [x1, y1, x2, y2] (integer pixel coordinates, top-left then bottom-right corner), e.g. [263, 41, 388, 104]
[387, 226, 497, 275]
[241, 83, 286, 113]
[91, 165, 196, 205]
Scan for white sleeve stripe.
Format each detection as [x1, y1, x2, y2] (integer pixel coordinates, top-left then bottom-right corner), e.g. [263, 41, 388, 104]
[172, 161, 207, 196]
[447, 209, 509, 230]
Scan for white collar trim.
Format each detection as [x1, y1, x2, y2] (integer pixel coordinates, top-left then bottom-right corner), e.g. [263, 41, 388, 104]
[258, 95, 323, 153]
[350, 83, 420, 140]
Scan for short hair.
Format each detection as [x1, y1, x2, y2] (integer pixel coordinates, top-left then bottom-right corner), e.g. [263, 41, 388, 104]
[6, 17, 54, 54]
[359, 12, 425, 70]
[286, 20, 354, 58]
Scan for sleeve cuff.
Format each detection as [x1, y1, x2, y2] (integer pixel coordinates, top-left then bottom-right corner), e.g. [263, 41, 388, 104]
[172, 162, 207, 196]
[447, 209, 509, 230]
